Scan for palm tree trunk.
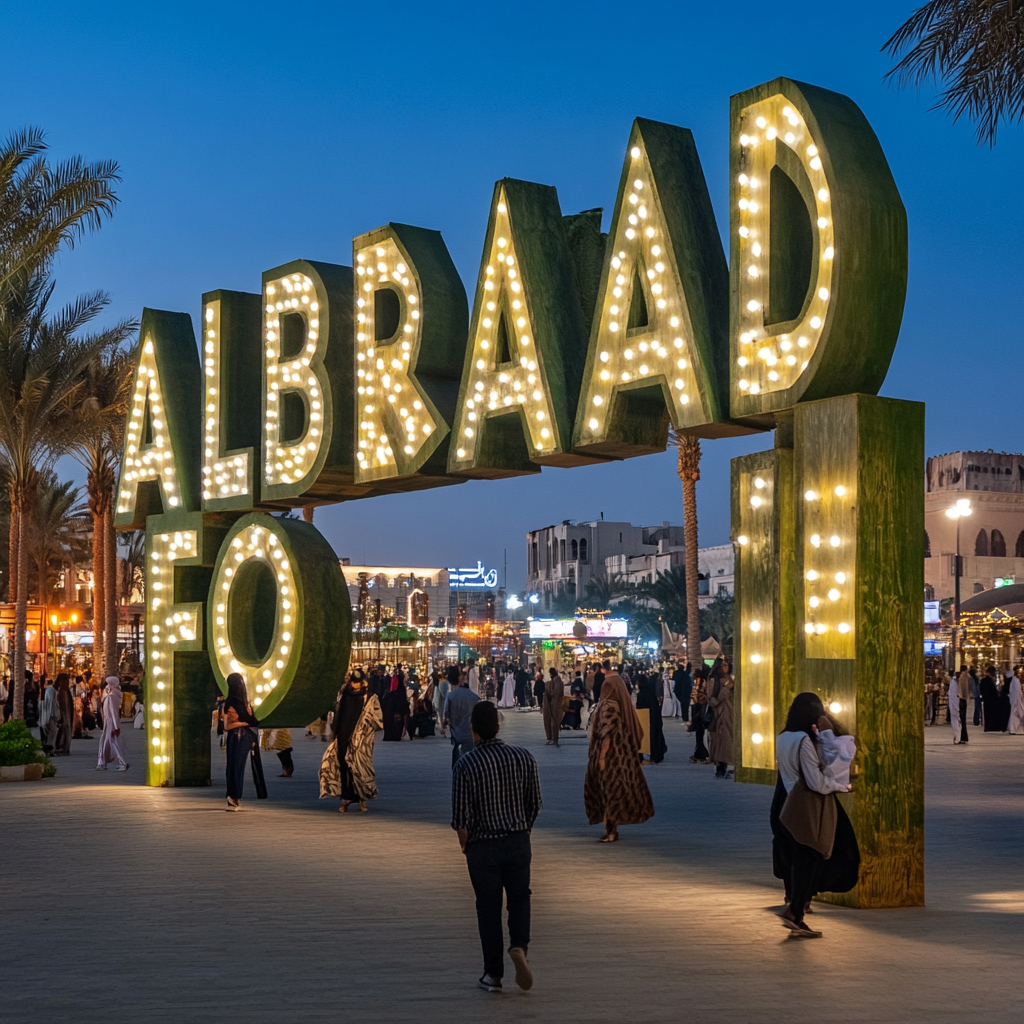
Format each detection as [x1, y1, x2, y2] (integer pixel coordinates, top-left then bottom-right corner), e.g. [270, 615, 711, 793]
[104, 502, 117, 678]
[7, 485, 17, 604]
[677, 437, 702, 670]
[302, 505, 314, 524]
[11, 493, 30, 719]
[91, 507, 105, 682]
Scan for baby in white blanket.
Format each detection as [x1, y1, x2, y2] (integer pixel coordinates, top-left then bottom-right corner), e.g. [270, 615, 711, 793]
[817, 728, 857, 790]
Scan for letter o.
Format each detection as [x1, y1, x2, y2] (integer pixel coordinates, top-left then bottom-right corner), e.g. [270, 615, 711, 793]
[207, 512, 351, 725]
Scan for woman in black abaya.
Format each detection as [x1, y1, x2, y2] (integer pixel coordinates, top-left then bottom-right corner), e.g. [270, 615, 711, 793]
[380, 671, 410, 741]
[979, 667, 1001, 731]
[636, 672, 667, 764]
[223, 673, 267, 811]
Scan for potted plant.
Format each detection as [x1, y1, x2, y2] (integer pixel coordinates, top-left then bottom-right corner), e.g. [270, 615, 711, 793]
[0, 720, 56, 782]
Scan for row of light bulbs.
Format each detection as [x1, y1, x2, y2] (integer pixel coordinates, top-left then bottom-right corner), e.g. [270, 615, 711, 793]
[354, 239, 434, 476]
[263, 273, 323, 488]
[451, 192, 558, 464]
[735, 97, 835, 398]
[210, 523, 298, 707]
[117, 340, 183, 516]
[580, 144, 696, 441]
[147, 529, 198, 776]
[803, 483, 853, 641]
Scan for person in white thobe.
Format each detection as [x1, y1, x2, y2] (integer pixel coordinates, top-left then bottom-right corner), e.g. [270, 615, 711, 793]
[499, 672, 515, 708]
[949, 672, 965, 744]
[96, 676, 129, 770]
[1008, 670, 1024, 735]
[662, 672, 680, 718]
[467, 661, 479, 696]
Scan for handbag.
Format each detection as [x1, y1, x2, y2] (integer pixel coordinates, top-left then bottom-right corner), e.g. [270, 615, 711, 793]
[701, 703, 715, 730]
[779, 737, 837, 859]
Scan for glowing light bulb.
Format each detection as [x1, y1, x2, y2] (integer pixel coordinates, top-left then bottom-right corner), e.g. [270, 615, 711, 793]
[754, 477, 765, 489]
[737, 535, 749, 545]
[810, 534, 821, 547]
[805, 490, 818, 501]
[750, 704, 762, 715]
[834, 485, 846, 496]
[749, 620, 761, 632]
[830, 535, 841, 547]
[837, 622, 851, 634]
[751, 733, 764, 744]
[828, 588, 840, 601]
[835, 572, 846, 584]
[806, 570, 819, 581]
[829, 701, 843, 714]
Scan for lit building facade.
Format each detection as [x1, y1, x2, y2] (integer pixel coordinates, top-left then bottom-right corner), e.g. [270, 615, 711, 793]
[924, 451, 1024, 601]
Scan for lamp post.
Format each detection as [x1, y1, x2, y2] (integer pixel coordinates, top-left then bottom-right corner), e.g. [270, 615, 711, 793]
[945, 498, 972, 668]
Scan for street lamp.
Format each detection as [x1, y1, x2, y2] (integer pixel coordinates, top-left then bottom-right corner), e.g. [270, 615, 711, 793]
[945, 498, 972, 665]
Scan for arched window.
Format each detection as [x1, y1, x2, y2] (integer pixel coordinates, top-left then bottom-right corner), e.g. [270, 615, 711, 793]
[579, 538, 588, 563]
[975, 529, 989, 556]
[924, 531, 931, 558]
[1015, 531, 1024, 558]
[991, 529, 1006, 557]
[571, 539, 578, 559]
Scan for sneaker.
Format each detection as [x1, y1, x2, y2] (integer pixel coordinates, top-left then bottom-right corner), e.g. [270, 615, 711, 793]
[94, 765, 106, 771]
[478, 975, 502, 993]
[509, 947, 533, 991]
[788, 923, 823, 939]
[115, 764, 130, 772]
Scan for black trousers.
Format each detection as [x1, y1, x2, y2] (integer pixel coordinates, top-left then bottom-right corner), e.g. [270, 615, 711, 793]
[691, 709, 709, 760]
[959, 698, 969, 743]
[465, 832, 531, 979]
[226, 727, 266, 801]
[276, 748, 294, 772]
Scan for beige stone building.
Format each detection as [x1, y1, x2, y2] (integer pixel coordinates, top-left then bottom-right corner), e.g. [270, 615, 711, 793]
[924, 451, 1024, 601]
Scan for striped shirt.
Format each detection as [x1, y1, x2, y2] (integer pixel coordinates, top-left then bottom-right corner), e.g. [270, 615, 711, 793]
[451, 738, 542, 844]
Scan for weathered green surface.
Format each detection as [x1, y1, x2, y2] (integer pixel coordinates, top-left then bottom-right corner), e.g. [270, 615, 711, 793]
[207, 513, 351, 728]
[200, 289, 264, 513]
[731, 446, 794, 787]
[729, 78, 908, 426]
[794, 394, 925, 908]
[352, 222, 467, 492]
[114, 309, 204, 529]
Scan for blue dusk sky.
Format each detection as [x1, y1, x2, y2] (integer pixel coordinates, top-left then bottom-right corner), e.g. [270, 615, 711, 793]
[2, 1, 1020, 592]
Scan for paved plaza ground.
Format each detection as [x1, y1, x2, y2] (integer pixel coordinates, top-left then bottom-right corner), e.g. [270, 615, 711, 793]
[2, 709, 1022, 1023]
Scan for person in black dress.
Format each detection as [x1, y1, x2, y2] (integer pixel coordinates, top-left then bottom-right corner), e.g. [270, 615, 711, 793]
[223, 673, 266, 811]
[636, 672, 667, 764]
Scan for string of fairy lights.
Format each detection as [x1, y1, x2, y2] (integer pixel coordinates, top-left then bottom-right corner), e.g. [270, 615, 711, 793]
[146, 528, 200, 782]
[354, 237, 437, 480]
[116, 338, 183, 517]
[579, 141, 700, 442]
[201, 298, 249, 503]
[734, 96, 835, 398]
[263, 272, 324, 488]
[734, 470, 775, 767]
[210, 521, 299, 710]
[449, 187, 559, 466]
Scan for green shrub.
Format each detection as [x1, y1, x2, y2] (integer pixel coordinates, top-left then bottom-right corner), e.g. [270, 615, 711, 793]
[0, 719, 53, 771]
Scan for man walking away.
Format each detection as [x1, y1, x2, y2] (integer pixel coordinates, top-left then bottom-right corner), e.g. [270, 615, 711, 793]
[452, 701, 541, 993]
[444, 678, 479, 766]
[593, 662, 607, 702]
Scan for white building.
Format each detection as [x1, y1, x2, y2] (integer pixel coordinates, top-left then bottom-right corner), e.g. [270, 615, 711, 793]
[525, 519, 733, 611]
[924, 450, 1024, 602]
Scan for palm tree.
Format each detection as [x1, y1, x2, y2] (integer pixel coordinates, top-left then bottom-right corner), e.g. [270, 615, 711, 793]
[0, 127, 120, 299]
[118, 530, 145, 606]
[583, 573, 625, 611]
[668, 429, 703, 668]
[0, 272, 130, 718]
[638, 565, 690, 634]
[74, 348, 134, 680]
[28, 472, 83, 606]
[884, 2, 1024, 145]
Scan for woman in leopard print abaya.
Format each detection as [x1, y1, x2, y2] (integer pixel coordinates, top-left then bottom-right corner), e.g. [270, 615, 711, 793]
[584, 671, 654, 841]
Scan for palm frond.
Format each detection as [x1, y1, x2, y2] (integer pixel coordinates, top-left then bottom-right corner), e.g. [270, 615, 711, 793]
[884, 1, 1024, 145]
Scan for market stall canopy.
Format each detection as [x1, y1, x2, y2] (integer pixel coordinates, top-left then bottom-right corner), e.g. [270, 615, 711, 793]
[701, 636, 721, 659]
[960, 584, 1024, 618]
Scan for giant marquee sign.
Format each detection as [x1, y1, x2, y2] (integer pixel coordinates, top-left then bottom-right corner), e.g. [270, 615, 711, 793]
[117, 78, 923, 908]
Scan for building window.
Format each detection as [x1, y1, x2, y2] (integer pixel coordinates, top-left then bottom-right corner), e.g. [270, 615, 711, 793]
[1016, 531, 1024, 558]
[924, 531, 931, 558]
[531, 541, 538, 574]
[560, 538, 565, 564]
[571, 539, 578, 559]
[975, 529, 989, 556]
[579, 538, 588, 563]
[991, 529, 1006, 557]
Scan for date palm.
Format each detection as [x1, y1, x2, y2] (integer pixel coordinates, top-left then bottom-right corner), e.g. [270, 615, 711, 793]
[0, 272, 131, 718]
[74, 343, 135, 680]
[668, 429, 702, 669]
[1, 127, 120, 300]
[28, 472, 83, 606]
[884, 1, 1024, 145]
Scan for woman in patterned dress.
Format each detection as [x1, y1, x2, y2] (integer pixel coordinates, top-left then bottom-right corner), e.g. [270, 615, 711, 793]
[584, 671, 654, 842]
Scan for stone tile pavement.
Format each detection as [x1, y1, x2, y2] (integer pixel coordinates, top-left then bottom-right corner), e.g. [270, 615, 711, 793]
[1, 710, 1021, 1023]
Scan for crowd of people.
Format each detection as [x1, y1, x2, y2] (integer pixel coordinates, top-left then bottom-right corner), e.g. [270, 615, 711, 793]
[930, 662, 1024, 742]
